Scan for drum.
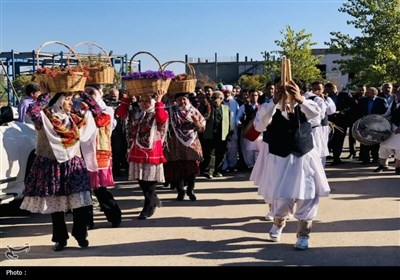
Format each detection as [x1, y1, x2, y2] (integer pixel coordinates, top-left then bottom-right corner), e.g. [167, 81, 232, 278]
[242, 118, 261, 141]
[351, 114, 392, 146]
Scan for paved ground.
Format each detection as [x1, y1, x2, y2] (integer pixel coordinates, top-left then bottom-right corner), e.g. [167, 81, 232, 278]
[1, 154, 399, 268]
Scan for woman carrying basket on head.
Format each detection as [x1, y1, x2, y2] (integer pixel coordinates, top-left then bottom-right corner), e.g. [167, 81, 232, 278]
[75, 85, 122, 229]
[20, 83, 103, 251]
[116, 90, 169, 220]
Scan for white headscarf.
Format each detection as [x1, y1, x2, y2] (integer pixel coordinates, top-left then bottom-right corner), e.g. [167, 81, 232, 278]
[139, 97, 156, 113]
[49, 93, 71, 126]
[41, 93, 81, 163]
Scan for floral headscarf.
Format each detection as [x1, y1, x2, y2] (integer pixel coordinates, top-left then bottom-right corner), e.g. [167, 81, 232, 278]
[170, 103, 201, 147]
[41, 93, 83, 162]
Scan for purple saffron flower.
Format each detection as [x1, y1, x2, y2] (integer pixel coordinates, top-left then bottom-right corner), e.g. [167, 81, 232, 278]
[122, 70, 175, 80]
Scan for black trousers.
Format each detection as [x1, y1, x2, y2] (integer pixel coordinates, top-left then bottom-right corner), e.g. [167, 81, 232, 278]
[329, 125, 347, 162]
[172, 176, 196, 195]
[89, 187, 122, 225]
[359, 143, 379, 163]
[348, 128, 356, 155]
[201, 139, 227, 174]
[51, 206, 89, 243]
[138, 180, 160, 216]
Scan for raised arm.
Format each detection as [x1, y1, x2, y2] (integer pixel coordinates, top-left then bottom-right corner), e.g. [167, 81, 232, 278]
[26, 92, 50, 130]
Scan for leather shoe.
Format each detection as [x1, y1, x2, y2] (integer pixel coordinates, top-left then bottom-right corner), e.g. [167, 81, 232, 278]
[138, 212, 147, 220]
[177, 192, 185, 201]
[203, 172, 213, 179]
[187, 191, 197, 201]
[77, 239, 89, 248]
[53, 241, 67, 251]
[111, 220, 121, 228]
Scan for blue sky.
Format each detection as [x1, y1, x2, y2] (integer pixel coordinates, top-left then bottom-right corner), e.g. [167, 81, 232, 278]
[0, 0, 356, 73]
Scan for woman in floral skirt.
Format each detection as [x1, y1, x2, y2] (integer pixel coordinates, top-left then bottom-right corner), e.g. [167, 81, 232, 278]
[81, 85, 122, 229]
[20, 85, 102, 251]
[116, 90, 168, 220]
[164, 92, 205, 201]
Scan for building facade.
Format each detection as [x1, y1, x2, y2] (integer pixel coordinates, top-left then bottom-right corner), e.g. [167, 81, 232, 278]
[186, 48, 350, 90]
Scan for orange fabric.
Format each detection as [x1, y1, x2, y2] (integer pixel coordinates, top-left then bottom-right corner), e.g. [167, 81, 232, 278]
[97, 150, 112, 169]
[94, 113, 111, 127]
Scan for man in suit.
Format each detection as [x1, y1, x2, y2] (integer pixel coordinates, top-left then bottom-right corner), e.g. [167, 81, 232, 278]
[325, 83, 356, 165]
[357, 87, 388, 164]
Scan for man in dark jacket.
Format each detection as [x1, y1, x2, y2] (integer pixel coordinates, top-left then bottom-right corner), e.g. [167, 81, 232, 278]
[325, 83, 356, 165]
[356, 87, 388, 164]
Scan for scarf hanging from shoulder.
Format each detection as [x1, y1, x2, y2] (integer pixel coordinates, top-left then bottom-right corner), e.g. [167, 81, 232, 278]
[170, 104, 197, 147]
[41, 108, 84, 163]
[135, 111, 156, 149]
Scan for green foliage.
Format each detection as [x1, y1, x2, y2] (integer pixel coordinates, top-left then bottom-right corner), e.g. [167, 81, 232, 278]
[326, 0, 400, 86]
[262, 26, 322, 85]
[0, 77, 7, 106]
[13, 75, 34, 98]
[275, 26, 323, 83]
[239, 74, 265, 90]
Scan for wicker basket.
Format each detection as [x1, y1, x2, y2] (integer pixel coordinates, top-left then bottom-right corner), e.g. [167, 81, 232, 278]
[162, 61, 197, 95]
[35, 41, 87, 93]
[74, 42, 115, 85]
[35, 71, 87, 93]
[123, 51, 171, 96]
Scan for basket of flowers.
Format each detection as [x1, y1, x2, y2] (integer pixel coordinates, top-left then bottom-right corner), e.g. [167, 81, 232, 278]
[74, 42, 115, 85]
[122, 51, 174, 96]
[34, 41, 88, 93]
[161, 61, 197, 95]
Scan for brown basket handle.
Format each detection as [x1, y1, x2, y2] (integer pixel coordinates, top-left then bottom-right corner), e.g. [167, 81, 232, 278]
[128, 51, 163, 73]
[161, 60, 196, 78]
[73, 41, 112, 65]
[36, 41, 81, 69]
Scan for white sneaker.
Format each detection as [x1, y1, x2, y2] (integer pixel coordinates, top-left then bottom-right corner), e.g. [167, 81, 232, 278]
[269, 224, 284, 242]
[265, 211, 274, 221]
[294, 236, 309, 250]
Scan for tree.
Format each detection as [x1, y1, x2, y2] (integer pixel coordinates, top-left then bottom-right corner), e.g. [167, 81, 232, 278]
[239, 74, 265, 90]
[13, 75, 34, 98]
[326, 0, 400, 87]
[262, 26, 323, 85]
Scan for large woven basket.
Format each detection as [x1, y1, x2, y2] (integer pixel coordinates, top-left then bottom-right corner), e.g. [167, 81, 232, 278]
[74, 42, 115, 85]
[123, 51, 171, 96]
[161, 61, 197, 95]
[35, 41, 87, 93]
[36, 71, 87, 93]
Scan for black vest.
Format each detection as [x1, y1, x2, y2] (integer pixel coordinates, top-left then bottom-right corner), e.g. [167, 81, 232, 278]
[241, 103, 258, 128]
[391, 102, 400, 127]
[263, 106, 313, 157]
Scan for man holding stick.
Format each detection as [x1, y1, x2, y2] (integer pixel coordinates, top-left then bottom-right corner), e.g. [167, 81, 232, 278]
[250, 58, 330, 250]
